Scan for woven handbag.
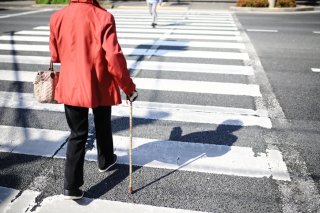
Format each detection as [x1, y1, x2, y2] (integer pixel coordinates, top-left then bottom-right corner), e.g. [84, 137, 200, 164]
[33, 61, 59, 103]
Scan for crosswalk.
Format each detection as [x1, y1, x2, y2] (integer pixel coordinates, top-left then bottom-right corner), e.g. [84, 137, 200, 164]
[0, 8, 290, 212]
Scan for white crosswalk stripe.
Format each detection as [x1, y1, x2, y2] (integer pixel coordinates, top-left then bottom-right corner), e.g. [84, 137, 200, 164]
[0, 186, 203, 213]
[0, 35, 245, 49]
[0, 44, 249, 60]
[108, 25, 239, 30]
[0, 9, 291, 212]
[114, 20, 237, 26]
[14, 30, 242, 41]
[33, 26, 241, 35]
[0, 58, 255, 76]
[0, 70, 260, 96]
[0, 125, 288, 180]
[0, 91, 271, 127]
[14, 29, 241, 36]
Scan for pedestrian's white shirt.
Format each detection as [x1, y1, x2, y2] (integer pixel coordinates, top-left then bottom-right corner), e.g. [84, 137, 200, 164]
[147, 0, 162, 4]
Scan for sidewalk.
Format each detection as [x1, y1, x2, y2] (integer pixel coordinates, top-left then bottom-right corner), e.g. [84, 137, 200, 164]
[0, 0, 319, 12]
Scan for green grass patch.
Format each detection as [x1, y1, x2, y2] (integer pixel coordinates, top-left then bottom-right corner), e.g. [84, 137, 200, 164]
[36, 0, 69, 4]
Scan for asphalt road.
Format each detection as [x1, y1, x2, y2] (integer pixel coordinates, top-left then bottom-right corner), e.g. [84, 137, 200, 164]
[236, 12, 320, 121]
[236, 11, 320, 195]
[0, 6, 319, 212]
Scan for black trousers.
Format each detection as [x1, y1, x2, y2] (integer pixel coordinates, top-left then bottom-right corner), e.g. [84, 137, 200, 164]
[64, 104, 114, 190]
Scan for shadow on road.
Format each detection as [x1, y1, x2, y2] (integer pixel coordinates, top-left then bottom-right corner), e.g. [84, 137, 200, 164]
[84, 120, 243, 200]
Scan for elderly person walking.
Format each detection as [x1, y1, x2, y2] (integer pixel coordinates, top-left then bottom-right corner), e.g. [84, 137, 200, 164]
[49, 0, 138, 200]
[146, 0, 164, 28]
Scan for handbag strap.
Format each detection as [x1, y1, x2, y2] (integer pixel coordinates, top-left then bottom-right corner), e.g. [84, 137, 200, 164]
[49, 60, 54, 72]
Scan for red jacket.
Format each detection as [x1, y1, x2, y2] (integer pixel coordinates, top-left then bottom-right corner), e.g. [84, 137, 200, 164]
[49, 0, 136, 108]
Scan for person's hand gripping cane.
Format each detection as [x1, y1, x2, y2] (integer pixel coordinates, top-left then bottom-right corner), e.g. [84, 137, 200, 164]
[127, 90, 138, 194]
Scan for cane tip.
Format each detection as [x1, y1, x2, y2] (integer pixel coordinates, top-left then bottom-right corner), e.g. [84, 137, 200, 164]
[129, 187, 133, 194]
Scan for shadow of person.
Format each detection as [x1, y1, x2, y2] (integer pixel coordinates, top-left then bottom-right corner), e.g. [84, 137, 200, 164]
[129, 120, 243, 193]
[124, 119, 243, 170]
[169, 121, 243, 146]
[84, 120, 243, 198]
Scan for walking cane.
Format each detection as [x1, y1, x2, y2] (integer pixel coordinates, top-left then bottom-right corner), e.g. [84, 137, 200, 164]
[129, 101, 133, 194]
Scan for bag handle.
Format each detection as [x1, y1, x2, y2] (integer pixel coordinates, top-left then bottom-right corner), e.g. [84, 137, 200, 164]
[49, 60, 54, 72]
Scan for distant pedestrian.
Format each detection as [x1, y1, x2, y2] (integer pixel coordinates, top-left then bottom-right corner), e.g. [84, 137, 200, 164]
[49, 0, 138, 200]
[146, 0, 164, 28]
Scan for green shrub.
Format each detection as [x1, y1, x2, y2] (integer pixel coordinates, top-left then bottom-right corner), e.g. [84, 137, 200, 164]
[36, 0, 69, 4]
[275, 0, 296, 7]
[236, 0, 269, 7]
[236, 0, 296, 7]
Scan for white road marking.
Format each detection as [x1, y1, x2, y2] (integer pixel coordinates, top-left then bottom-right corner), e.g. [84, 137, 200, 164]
[0, 187, 40, 213]
[246, 29, 278, 33]
[0, 44, 249, 60]
[0, 35, 245, 49]
[0, 70, 37, 81]
[0, 125, 68, 156]
[124, 48, 249, 60]
[312, 31, 320, 34]
[117, 28, 241, 35]
[0, 54, 50, 65]
[15, 30, 49, 35]
[0, 33, 246, 49]
[13, 30, 242, 41]
[311, 68, 320, 72]
[0, 186, 204, 213]
[112, 14, 233, 19]
[0, 9, 53, 19]
[114, 18, 236, 24]
[0, 91, 270, 128]
[0, 58, 254, 76]
[126, 61, 254, 75]
[133, 78, 261, 97]
[120, 33, 242, 41]
[0, 70, 261, 96]
[0, 126, 288, 180]
[115, 21, 237, 27]
[110, 10, 231, 15]
[166, 29, 240, 35]
[0, 35, 49, 42]
[121, 39, 246, 49]
[32, 26, 240, 35]
[0, 187, 20, 213]
[111, 10, 231, 15]
[0, 43, 49, 51]
[119, 24, 238, 31]
[36, 25, 239, 31]
[1, 64, 253, 80]
[117, 16, 234, 21]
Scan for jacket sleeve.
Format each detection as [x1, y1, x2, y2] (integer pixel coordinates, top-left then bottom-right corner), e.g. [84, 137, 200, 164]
[102, 14, 136, 96]
[49, 17, 60, 63]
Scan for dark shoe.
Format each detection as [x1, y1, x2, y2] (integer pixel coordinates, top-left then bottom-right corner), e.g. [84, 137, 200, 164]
[151, 23, 156, 28]
[64, 188, 84, 200]
[98, 154, 117, 173]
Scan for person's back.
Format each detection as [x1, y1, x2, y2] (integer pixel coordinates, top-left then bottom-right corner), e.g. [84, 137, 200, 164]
[50, 0, 135, 108]
[49, 0, 137, 200]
